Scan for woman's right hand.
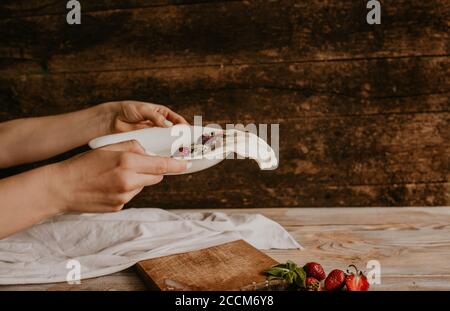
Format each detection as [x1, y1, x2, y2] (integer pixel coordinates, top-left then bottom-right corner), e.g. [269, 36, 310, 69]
[50, 140, 188, 213]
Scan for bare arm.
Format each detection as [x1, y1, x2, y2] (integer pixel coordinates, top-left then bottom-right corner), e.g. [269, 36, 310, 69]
[0, 164, 61, 238]
[0, 105, 112, 168]
[0, 139, 188, 239]
[0, 101, 189, 238]
[0, 101, 188, 169]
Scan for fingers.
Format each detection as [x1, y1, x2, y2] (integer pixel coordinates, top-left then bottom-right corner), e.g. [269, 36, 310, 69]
[136, 104, 170, 128]
[117, 152, 188, 175]
[164, 108, 189, 125]
[100, 140, 146, 155]
[135, 102, 189, 127]
[130, 174, 164, 188]
[110, 169, 163, 192]
[146, 111, 168, 128]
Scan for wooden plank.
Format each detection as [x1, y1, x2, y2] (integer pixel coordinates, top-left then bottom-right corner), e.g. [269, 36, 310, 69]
[0, 268, 147, 291]
[132, 182, 449, 208]
[1, 57, 448, 118]
[135, 240, 278, 290]
[368, 276, 450, 291]
[196, 207, 450, 225]
[0, 0, 228, 17]
[0, 1, 448, 73]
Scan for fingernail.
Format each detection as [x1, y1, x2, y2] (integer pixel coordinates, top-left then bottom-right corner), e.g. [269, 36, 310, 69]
[164, 119, 173, 127]
[186, 162, 192, 170]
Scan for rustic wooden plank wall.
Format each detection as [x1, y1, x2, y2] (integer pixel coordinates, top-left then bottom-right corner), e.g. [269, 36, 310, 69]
[0, 1, 448, 208]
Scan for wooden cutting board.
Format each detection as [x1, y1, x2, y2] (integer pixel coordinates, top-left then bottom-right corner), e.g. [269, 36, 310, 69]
[135, 240, 283, 291]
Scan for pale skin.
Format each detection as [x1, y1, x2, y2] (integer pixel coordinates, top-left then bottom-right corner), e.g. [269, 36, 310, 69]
[0, 101, 189, 239]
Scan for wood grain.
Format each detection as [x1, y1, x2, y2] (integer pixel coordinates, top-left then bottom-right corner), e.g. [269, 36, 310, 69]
[0, 1, 448, 207]
[136, 240, 278, 290]
[2, 207, 450, 291]
[133, 182, 450, 208]
[1, 57, 448, 120]
[182, 207, 450, 291]
[0, 1, 448, 73]
[0, 268, 147, 291]
[0, 0, 228, 17]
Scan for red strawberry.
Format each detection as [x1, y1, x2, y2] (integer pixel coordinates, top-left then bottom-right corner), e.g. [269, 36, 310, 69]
[345, 265, 370, 291]
[303, 262, 326, 281]
[325, 269, 346, 291]
[305, 277, 322, 291]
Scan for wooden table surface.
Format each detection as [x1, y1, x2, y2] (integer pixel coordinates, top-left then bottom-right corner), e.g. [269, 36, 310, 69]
[1, 207, 449, 291]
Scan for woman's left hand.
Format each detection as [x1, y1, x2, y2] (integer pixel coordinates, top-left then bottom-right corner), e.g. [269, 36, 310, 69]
[104, 100, 189, 133]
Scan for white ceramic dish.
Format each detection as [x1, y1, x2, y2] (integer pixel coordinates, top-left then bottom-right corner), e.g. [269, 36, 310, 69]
[88, 125, 230, 175]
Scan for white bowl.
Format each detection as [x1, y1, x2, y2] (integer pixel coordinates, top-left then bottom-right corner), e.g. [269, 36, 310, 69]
[88, 125, 230, 175]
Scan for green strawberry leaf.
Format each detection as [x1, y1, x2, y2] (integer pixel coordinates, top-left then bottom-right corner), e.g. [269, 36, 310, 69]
[293, 266, 307, 288]
[264, 261, 307, 289]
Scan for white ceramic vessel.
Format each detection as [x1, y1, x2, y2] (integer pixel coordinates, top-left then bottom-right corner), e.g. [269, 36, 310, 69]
[88, 125, 229, 175]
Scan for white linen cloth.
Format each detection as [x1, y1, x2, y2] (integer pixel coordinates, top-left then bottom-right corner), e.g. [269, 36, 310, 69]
[0, 208, 301, 285]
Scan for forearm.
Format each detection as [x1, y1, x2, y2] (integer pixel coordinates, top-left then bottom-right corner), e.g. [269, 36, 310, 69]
[0, 164, 63, 239]
[0, 103, 116, 168]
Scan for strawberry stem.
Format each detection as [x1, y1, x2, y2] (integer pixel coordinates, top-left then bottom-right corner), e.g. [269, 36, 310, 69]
[346, 264, 359, 275]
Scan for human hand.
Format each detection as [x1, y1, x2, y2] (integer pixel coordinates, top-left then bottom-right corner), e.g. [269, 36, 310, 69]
[102, 100, 189, 133]
[50, 140, 188, 213]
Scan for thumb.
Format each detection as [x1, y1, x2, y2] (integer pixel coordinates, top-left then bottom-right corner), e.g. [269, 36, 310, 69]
[100, 140, 146, 154]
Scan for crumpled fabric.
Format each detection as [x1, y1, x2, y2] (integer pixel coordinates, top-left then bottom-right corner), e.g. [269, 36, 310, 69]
[0, 208, 300, 284]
